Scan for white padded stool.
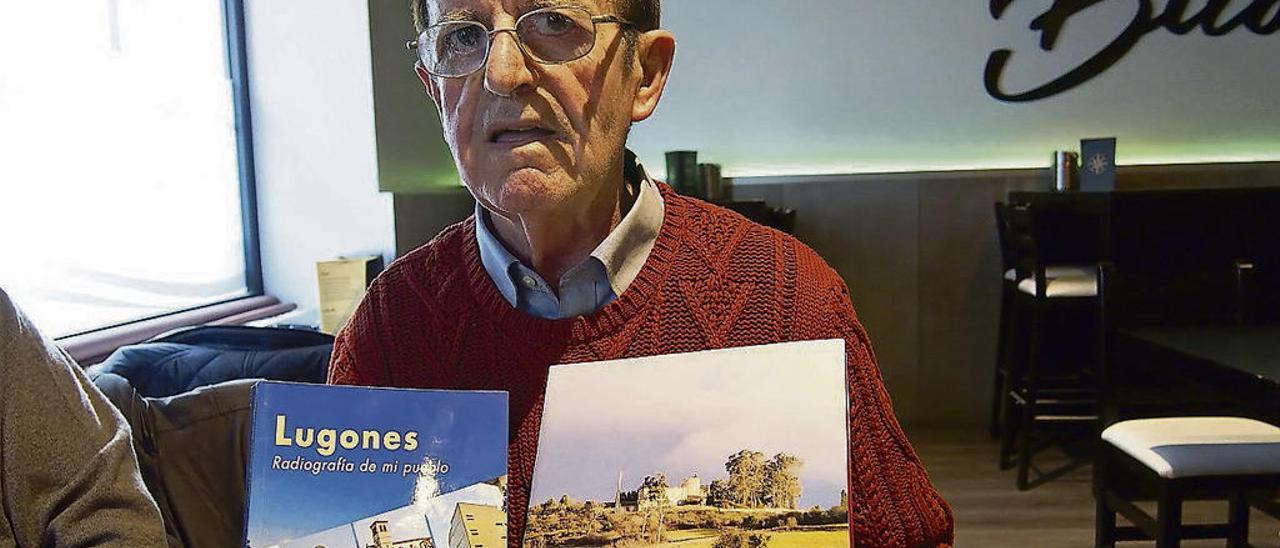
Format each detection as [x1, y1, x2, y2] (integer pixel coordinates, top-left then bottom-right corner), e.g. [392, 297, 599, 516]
[1095, 416, 1280, 547]
[1103, 417, 1280, 479]
[1017, 272, 1099, 298]
[1004, 264, 1095, 283]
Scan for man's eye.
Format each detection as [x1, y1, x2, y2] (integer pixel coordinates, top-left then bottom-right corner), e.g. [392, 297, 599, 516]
[529, 12, 576, 36]
[445, 26, 484, 53]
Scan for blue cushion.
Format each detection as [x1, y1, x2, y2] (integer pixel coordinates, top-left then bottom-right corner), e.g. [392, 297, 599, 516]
[89, 338, 331, 398]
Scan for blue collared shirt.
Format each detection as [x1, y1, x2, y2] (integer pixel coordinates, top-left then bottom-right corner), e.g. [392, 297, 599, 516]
[474, 156, 664, 319]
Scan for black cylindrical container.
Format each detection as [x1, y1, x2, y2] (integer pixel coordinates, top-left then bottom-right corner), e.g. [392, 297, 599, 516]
[665, 150, 701, 198]
[699, 163, 723, 201]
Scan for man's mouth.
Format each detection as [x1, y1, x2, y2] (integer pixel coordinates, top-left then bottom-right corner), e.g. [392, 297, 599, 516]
[489, 126, 558, 145]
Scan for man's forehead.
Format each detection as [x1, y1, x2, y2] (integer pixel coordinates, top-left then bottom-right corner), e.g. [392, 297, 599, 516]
[426, 0, 608, 22]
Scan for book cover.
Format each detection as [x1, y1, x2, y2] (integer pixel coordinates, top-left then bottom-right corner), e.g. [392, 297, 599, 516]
[243, 381, 508, 548]
[525, 339, 852, 547]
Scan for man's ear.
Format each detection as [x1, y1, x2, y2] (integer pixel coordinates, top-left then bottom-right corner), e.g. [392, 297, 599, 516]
[415, 61, 444, 115]
[631, 30, 676, 123]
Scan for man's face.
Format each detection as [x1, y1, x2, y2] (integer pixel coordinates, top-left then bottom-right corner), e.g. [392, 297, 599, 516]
[418, 0, 642, 219]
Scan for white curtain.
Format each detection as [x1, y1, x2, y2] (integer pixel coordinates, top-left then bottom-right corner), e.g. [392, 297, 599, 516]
[0, 0, 249, 337]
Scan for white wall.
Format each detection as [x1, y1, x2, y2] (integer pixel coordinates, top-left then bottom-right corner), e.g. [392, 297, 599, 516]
[628, 0, 1280, 177]
[245, 0, 394, 324]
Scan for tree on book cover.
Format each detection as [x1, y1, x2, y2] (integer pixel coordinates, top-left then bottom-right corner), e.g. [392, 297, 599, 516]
[243, 381, 508, 548]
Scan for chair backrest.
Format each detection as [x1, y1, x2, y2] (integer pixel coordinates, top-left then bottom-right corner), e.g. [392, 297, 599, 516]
[993, 202, 1014, 272]
[1001, 203, 1052, 294]
[1237, 257, 1280, 325]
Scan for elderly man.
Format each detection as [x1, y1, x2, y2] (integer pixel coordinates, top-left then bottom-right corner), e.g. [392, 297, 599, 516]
[329, 0, 954, 545]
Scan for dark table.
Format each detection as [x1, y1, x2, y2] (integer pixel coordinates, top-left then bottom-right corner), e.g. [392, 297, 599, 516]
[1117, 325, 1280, 420]
[1121, 325, 1280, 384]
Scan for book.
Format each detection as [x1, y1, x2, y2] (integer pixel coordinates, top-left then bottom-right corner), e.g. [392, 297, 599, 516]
[316, 256, 383, 334]
[525, 339, 852, 547]
[243, 381, 508, 548]
[1080, 137, 1117, 191]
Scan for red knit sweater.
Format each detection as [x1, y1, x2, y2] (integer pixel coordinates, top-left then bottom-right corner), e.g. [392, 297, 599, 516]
[329, 185, 954, 547]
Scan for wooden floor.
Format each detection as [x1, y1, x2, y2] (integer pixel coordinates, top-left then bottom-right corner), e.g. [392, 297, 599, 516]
[907, 427, 1280, 547]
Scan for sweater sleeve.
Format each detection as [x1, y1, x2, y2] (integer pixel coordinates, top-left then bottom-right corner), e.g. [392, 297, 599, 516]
[0, 291, 168, 547]
[325, 266, 404, 386]
[820, 278, 955, 547]
[327, 335, 364, 385]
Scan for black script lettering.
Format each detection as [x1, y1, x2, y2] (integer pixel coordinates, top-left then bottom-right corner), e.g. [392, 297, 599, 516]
[986, 0, 1279, 102]
[1243, 0, 1280, 33]
[1155, 0, 1232, 35]
[1156, 0, 1280, 35]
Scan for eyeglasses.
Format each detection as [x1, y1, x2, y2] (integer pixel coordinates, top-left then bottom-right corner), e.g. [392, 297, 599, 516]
[406, 7, 632, 78]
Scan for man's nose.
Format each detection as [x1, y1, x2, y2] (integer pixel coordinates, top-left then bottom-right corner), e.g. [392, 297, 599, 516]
[484, 30, 536, 97]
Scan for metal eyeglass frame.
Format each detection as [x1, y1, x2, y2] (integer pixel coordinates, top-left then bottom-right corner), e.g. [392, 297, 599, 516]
[405, 6, 633, 78]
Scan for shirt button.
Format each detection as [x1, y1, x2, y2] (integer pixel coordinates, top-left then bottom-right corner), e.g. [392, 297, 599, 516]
[522, 276, 538, 289]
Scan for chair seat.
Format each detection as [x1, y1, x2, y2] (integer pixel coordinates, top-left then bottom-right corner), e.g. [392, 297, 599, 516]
[1102, 417, 1280, 479]
[1003, 264, 1095, 282]
[1016, 274, 1098, 298]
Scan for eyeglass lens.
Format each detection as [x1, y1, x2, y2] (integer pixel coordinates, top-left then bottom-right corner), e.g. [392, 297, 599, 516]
[418, 8, 598, 77]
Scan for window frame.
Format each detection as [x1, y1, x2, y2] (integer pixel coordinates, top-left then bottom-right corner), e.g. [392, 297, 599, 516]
[224, 0, 264, 297]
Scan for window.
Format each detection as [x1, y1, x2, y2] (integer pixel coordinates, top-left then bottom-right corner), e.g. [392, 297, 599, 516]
[0, 0, 260, 338]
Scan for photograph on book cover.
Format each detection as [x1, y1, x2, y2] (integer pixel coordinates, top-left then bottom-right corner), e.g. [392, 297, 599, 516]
[243, 382, 508, 548]
[526, 339, 851, 547]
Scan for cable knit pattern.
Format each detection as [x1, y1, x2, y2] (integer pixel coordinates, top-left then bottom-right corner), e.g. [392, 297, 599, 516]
[328, 184, 954, 547]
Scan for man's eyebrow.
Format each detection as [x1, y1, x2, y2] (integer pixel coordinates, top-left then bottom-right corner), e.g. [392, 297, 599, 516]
[437, 8, 481, 23]
[520, 0, 590, 13]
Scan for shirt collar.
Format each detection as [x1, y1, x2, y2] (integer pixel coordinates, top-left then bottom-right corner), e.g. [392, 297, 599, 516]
[474, 206, 522, 307]
[592, 151, 664, 295]
[472, 149, 665, 302]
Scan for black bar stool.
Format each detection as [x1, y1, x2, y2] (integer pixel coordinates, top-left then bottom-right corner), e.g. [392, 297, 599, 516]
[996, 203, 1100, 490]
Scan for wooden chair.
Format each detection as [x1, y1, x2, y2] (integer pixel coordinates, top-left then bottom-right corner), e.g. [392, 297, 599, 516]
[1095, 417, 1280, 547]
[990, 202, 1093, 438]
[1093, 262, 1280, 547]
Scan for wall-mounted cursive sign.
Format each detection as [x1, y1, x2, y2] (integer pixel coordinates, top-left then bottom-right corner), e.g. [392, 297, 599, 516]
[986, 0, 1279, 102]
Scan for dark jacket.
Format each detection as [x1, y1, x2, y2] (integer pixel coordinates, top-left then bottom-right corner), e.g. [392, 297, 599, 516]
[89, 327, 331, 547]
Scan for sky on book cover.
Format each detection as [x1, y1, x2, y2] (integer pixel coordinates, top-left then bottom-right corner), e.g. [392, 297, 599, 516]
[243, 382, 507, 548]
[529, 339, 850, 510]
